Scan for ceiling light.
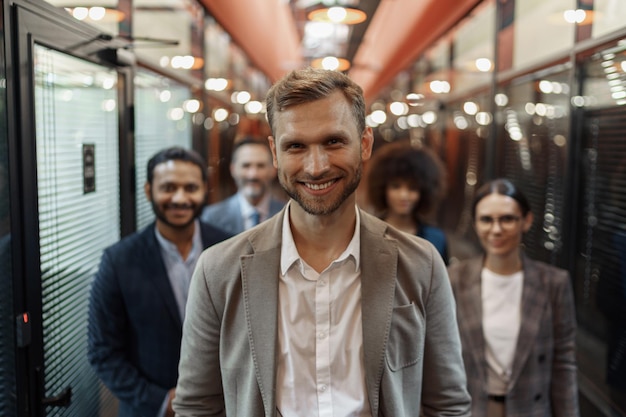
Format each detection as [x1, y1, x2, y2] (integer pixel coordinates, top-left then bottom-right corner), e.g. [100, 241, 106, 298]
[244, 101, 263, 114]
[475, 58, 492, 72]
[311, 56, 351, 71]
[183, 99, 201, 113]
[205, 78, 229, 91]
[308, 6, 367, 25]
[170, 56, 204, 70]
[67, 6, 125, 22]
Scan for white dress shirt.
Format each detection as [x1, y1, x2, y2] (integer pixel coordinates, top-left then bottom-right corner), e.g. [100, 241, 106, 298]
[155, 219, 203, 320]
[276, 203, 372, 417]
[155, 219, 203, 417]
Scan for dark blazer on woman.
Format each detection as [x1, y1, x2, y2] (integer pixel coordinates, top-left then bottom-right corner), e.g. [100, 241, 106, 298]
[87, 221, 230, 417]
[418, 223, 448, 264]
[447, 255, 579, 417]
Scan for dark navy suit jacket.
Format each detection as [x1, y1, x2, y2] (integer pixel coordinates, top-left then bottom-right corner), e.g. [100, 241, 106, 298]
[87, 221, 230, 417]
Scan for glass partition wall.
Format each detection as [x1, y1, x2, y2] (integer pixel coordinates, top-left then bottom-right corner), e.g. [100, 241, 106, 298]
[371, 1, 626, 415]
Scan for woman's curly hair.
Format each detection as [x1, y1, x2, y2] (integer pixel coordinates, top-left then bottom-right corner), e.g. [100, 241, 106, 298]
[366, 141, 446, 223]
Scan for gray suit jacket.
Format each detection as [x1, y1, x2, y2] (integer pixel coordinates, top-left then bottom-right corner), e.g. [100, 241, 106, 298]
[174, 206, 471, 417]
[200, 194, 284, 235]
[447, 255, 579, 417]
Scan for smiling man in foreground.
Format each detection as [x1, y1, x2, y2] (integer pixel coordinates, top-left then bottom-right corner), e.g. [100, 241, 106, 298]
[173, 68, 471, 417]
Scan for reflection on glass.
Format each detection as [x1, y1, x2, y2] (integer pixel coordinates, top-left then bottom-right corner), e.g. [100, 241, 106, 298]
[452, 0, 495, 95]
[582, 41, 626, 109]
[34, 44, 120, 415]
[43, 0, 122, 36]
[513, 0, 576, 68]
[577, 45, 626, 416]
[134, 68, 192, 230]
[493, 68, 571, 263]
[592, 0, 626, 39]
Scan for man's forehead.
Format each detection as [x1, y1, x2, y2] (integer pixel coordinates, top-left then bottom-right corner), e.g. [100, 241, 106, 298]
[234, 144, 272, 161]
[153, 160, 203, 176]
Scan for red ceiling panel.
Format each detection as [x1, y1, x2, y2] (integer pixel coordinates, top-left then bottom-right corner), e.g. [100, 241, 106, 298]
[349, 0, 482, 101]
[201, 0, 481, 101]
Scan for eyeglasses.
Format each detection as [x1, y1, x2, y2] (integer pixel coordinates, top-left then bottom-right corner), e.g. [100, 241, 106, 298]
[475, 214, 521, 230]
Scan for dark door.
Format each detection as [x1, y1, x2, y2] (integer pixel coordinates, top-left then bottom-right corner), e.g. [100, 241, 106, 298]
[9, 0, 128, 415]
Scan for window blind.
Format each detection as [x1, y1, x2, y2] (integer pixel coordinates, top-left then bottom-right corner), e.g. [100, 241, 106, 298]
[35, 45, 120, 416]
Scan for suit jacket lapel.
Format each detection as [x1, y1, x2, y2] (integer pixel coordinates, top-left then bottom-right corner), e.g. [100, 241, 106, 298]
[457, 257, 488, 387]
[510, 257, 546, 385]
[240, 213, 283, 415]
[359, 212, 398, 417]
[141, 224, 183, 327]
[269, 198, 286, 218]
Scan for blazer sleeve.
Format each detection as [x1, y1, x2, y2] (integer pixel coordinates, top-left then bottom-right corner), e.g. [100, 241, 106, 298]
[420, 247, 472, 416]
[173, 250, 226, 416]
[549, 269, 580, 417]
[87, 249, 168, 416]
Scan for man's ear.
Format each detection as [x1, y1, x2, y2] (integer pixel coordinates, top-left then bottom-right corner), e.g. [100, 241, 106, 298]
[202, 180, 210, 204]
[144, 182, 151, 202]
[268, 136, 278, 169]
[361, 127, 374, 162]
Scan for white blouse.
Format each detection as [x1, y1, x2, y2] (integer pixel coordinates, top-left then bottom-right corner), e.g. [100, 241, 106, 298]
[481, 267, 524, 387]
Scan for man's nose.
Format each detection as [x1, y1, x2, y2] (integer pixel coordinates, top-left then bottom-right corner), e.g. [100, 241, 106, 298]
[304, 147, 329, 176]
[172, 187, 187, 201]
[245, 166, 261, 178]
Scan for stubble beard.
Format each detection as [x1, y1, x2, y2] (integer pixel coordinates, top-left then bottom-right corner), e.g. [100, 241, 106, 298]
[240, 180, 267, 203]
[278, 163, 362, 216]
[151, 199, 204, 229]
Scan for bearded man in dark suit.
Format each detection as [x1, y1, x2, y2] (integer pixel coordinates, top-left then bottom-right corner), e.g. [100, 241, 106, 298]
[88, 147, 230, 417]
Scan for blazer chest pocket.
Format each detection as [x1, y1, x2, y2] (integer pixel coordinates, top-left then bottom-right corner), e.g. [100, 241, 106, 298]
[386, 303, 425, 371]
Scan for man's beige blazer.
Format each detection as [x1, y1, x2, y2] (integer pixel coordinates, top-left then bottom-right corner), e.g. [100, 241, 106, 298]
[174, 206, 471, 416]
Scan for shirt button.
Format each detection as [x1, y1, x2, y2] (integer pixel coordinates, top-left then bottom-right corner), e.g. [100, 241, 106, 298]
[318, 279, 326, 286]
[318, 332, 326, 339]
[319, 385, 327, 392]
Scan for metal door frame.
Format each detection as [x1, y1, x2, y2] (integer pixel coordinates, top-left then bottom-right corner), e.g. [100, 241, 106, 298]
[3, 0, 132, 414]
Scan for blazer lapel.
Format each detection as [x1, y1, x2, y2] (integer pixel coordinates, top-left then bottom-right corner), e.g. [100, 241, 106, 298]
[359, 213, 398, 416]
[457, 258, 488, 387]
[228, 195, 245, 233]
[141, 225, 183, 327]
[240, 215, 283, 415]
[509, 257, 547, 386]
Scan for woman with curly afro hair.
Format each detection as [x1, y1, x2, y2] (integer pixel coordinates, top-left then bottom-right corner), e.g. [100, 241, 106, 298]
[366, 140, 448, 264]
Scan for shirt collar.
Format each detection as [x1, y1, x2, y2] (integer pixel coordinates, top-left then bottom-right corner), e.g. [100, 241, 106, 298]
[154, 219, 203, 262]
[280, 201, 361, 275]
[238, 191, 270, 219]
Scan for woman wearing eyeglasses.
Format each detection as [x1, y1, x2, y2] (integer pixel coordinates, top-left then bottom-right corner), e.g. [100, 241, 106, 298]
[447, 178, 579, 417]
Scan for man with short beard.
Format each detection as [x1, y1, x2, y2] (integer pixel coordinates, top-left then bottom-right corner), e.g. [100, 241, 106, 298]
[87, 147, 230, 417]
[201, 136, 285, 235]
[174, 69, 471, 417]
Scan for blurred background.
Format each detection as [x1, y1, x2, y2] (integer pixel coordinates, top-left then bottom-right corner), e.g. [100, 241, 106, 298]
[1, 0, 626, 415]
